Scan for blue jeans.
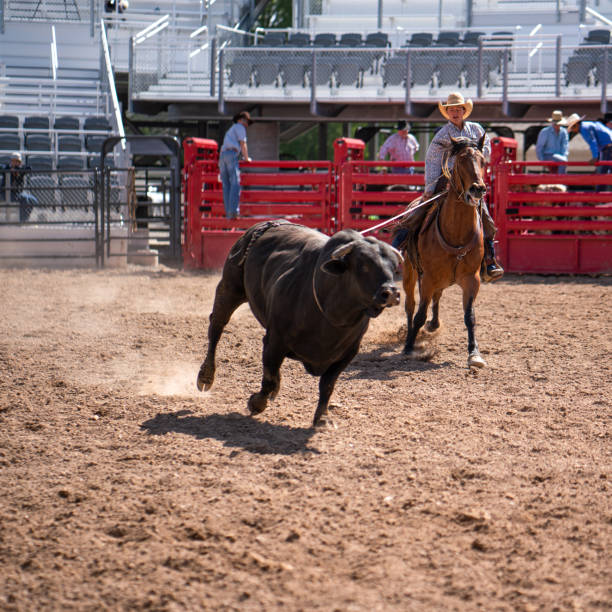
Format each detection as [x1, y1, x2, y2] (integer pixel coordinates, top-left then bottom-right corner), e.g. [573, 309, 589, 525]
[17, 192, 38, 222]
[219, 150, 241, 218]
[597, 145, 612, 191]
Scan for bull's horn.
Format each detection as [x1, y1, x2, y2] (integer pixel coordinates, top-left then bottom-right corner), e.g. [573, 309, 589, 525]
[331, 241, 356, 260]
[389, 245, 404, 265]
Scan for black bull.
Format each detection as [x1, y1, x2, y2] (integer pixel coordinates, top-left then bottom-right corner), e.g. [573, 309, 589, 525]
[197, 221, 402, 426]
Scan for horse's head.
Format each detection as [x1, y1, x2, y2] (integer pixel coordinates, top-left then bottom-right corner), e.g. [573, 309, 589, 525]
[447, 136, 487, 207]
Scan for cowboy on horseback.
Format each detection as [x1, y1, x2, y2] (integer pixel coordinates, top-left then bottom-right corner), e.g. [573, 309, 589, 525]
[393, 92, 504, 282]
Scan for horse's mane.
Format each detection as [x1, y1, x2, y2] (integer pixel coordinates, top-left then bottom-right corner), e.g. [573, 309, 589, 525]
[447, 136, 481, 156]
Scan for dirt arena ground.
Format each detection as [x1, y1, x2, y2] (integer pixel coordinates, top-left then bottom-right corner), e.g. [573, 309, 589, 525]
[0, 265, 610, 611]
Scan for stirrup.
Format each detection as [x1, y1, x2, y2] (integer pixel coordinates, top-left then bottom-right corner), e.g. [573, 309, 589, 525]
[483, 262, 504, 282]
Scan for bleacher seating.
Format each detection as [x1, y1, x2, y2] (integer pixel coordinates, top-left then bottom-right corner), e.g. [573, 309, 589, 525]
[58, 135, 82, 152]
[23, 116, 50, 133]
[54, 116, 80, 131]
[0, 134, 21, 152]
[57, 156, 86, 171]
[25, 134, 52, 151]
[27, 155, 54, 171]
[83, 116, 112, 131]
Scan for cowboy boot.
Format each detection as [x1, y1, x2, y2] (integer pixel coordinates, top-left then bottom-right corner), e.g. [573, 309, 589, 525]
[482, 238, 504, 282]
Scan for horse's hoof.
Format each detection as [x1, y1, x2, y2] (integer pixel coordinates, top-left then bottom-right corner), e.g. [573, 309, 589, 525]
[196, 366, 214, 391]
[468, 353, 487, 368]
[247, 393, 267, 415]
[313, 416, 337, 429]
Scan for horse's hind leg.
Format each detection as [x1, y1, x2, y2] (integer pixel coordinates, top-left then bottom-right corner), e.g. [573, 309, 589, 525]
[460, 275, 486, 368]
[404, 278, 433, 355]
[425, 289, 442, 332]
[402, 261, 417, 347]
[197, 270, 247, 391]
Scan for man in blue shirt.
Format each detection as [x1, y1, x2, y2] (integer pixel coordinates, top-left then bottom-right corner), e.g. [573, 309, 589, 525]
[219, 111, 253, 218]
[566, 113, 612, 190]
[535, 110, 569, 174]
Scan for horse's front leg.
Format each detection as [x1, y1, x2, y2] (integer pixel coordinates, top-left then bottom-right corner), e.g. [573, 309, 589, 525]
[402, 260, 417, 347]
[460, 274, 486, 368]
[404, 278, 433, 355]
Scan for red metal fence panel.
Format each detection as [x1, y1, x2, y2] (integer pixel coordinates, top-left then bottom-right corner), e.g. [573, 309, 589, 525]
[336, 161, 424, 242]
[492, 161, 612, 275]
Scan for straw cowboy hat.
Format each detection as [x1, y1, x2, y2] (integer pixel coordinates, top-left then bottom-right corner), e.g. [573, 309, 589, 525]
[565, 113, 586, 131]
[547, 110, 567, 125]
[438, 92, 474, 120]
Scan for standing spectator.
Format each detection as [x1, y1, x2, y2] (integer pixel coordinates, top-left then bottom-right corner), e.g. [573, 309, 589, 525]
[378, 121, 419, 173]
[535, 110, 569, 174]
[566, 113, 612, 190]
[0, 152, 38, 223]
[219, 111, 253, 219]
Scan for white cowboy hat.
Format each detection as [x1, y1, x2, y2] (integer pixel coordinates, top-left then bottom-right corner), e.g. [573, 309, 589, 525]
[438, 92, 474, 121]
[566, 113, 586, 130]
[547, 110, 567, 125]
[10, 151, 22, 161]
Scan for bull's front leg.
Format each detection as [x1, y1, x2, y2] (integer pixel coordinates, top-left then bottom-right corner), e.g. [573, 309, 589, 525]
[248, 331, 285, 416]
[197, 282, 246, 391]
[313, 348, 358, 427]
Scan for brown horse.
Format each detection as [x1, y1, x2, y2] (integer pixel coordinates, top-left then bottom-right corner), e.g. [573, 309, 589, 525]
[402, 136, 487, 368]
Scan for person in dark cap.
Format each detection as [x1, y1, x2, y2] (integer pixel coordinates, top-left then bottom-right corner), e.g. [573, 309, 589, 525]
[219, 111, 254, 218]
[0, 152, 38, 222]
[378, 120, 419, 174]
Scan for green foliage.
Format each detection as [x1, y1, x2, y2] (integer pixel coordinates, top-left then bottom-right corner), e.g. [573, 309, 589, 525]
[255, 0, 292, 29]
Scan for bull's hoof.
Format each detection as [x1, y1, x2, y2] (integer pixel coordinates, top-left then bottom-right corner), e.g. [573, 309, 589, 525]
[468, 352, 487, 368]
[247, 393, 268, 415]
[196, 363, 214, 392]
[313, 416, 337, 429]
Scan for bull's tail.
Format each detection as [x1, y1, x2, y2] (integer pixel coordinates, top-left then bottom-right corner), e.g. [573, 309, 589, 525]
[228, 220, 292, 267]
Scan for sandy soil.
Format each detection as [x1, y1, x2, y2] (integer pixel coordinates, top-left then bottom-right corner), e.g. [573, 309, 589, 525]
[0, 266, 610, 611]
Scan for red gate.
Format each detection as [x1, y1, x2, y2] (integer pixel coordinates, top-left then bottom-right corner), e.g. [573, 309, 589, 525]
[492, 161, 612, 274]
[182, 137, 333, 269]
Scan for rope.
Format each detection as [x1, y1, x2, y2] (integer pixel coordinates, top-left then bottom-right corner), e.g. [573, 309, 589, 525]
[359, 190, 448, 236]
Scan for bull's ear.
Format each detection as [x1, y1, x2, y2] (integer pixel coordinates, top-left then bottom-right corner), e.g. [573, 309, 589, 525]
[320, 240, 355, 275]
[478, 133, 486, 151]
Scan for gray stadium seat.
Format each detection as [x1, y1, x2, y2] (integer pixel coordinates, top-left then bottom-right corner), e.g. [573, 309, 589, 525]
[227, 61, 253, 87]
[280, 59, 309, 87]
[406, 32, 433, 46]
[382, 56, 406, 87]
[0, 115, 19, 130]
[583, 29, 610, 44]
[435, 31, 461, 46]
[25, 134, 51, 151]
[85, 135, 106, 153]
[334, 59, 361, 87]
[253, 60, 280, 87]
[0, 134, 20, 151]
[27, 155, 54, 171]
[61, 175, 93, 210]
[83, 116, 111, 131]
[261, 32, 285, 46]
[339, 33, 362, 47]
[54, 116, 80, 131]
[57, 156, 85, 171]
[565, 56, 593, 86]
[437, 58, 464, 86]
[313, 33, 336, 47]
[23, 116, 50, 132]
[287, 32, 310, 47]
[58, 135, 82, 152]
[462, 31, 485, 46]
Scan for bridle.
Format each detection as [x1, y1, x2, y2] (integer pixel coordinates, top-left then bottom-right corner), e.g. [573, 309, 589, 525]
[442, 145, 485, 208]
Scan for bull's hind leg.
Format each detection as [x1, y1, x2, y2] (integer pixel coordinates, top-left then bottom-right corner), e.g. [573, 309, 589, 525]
[248, 331, 285, 416]
[197, 274, 246, 391]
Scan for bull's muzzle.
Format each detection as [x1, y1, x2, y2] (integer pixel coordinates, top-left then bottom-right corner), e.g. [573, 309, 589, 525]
[375, 283, 401, 307]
